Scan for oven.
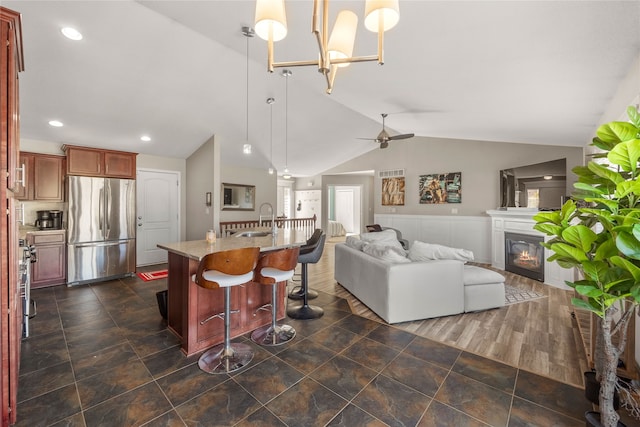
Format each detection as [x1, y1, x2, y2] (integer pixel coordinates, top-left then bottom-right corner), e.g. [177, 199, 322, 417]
[18, 238, 37, 338]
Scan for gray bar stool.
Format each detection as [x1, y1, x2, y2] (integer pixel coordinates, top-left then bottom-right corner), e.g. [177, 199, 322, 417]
[287, 231, 326, 320]
[288, 229, 323, 300]
[194, 246, 260, 374]
[251, 246, 300, 346]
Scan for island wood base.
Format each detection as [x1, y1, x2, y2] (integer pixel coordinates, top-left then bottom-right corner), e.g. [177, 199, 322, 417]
[166, 252, 286, 357]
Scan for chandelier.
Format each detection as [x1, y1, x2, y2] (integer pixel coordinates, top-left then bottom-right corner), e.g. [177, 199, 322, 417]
[254, 0, 400, 94]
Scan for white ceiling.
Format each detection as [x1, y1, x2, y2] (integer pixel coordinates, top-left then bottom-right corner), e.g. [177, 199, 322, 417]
[6, 1, 640, 178]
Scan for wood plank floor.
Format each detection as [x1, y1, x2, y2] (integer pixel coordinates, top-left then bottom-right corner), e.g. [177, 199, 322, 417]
[304, 236, 589, 388]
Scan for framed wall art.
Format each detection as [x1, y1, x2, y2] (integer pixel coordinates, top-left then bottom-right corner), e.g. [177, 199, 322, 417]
[419, 172, 461, 204]
[382, 177, 405, 206]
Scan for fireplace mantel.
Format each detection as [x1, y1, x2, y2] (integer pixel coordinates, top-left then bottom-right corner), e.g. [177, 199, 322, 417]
[486, 209, 573, 289]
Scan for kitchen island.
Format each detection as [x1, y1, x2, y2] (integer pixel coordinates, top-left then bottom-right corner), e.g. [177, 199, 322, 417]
[158, 229, 307, 356]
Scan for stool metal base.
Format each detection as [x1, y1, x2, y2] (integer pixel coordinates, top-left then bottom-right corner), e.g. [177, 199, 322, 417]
[288, 287, 318, 300]
[287, 304, 324, 320]
[251, 323, 296, 346]
[198, 342, 254, 374]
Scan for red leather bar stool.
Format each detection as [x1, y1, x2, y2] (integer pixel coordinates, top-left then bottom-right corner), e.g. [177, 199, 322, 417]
[194, 246, 260, 374]
[251, 246, 300, 346]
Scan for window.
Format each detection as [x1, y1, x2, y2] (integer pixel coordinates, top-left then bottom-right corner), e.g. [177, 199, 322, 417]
[527, 189, 539, 208]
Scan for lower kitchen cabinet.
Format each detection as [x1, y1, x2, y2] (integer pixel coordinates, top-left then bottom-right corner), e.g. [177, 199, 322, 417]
[27, 230, 66, 288]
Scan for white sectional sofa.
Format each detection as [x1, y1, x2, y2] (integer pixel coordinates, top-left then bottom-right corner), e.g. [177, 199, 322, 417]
[334, 232, 506, 324]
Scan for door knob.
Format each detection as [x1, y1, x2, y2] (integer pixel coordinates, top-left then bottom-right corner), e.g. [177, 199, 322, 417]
[138, 216, 142, 220]
[138, 223, 142, 226]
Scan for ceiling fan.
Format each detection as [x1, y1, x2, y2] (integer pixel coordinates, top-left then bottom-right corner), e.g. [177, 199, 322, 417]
[359, 113, 415, 149]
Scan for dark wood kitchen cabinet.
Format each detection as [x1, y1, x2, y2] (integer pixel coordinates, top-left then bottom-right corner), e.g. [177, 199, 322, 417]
[63, 145, 137, 179]
[27, 231, 66, 288]
[0, 6, 23, 425]
[16, 152, 65, 201]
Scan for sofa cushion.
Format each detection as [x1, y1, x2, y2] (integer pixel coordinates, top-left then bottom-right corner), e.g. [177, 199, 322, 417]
[360, 229, 404, 250]
[362, 242, 411, 263]
[346, 235, 366, 251]
[408, 241, 474, 263]
[463, 265, 505, 286]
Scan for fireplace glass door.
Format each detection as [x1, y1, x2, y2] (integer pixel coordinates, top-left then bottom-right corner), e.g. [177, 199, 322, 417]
[504, 232, 544, 281]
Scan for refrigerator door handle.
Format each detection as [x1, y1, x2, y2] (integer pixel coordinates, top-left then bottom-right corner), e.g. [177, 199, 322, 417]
[99, 187, 104, 238]
[71, 241, 124, 248]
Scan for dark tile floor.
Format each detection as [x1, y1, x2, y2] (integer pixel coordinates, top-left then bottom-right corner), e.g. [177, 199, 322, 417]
[18, 271, 593, 427]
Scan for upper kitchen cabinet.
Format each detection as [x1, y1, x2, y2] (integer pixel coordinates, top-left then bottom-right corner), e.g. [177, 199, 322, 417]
[16, 152, 65, 201]
[63, 145, 137, 179]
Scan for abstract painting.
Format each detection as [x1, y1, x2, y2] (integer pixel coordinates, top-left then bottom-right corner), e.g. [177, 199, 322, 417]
[382, 177, 405, 206]
[419, 172, 461, 204]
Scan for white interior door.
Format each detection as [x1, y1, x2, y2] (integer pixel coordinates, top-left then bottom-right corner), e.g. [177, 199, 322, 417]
[335, 187, 361, 233]
[136, 169, 180, 266]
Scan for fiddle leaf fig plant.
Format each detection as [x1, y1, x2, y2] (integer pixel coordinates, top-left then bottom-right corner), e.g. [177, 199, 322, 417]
[534, 106, 640, 427]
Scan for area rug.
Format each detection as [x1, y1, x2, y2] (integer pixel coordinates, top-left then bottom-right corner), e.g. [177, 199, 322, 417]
[137, 269, 168, 281]
[504, 284, 546, 305]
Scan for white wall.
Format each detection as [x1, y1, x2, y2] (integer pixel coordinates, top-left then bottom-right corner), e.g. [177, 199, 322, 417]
[186, 136, 217, 240]
[220, 165, 277, 222]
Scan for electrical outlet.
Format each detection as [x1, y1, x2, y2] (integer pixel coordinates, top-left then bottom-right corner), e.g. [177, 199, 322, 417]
[451, 208, 458, 214]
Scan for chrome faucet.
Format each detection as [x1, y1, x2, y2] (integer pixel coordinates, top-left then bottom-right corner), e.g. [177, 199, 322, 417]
[258, 202, 276, 234]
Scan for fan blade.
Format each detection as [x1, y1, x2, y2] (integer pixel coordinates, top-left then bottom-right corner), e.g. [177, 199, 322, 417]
[388, 133, 415, 140]
[356, 137, 378, 141]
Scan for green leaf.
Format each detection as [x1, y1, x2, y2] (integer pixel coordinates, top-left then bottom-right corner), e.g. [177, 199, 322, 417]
[575, 284, 604, 298]
[592, 136, 618, 152]
[549, 242, 588, 262]
[573, 182, 605, 196]
[594, 238, 619, 260]
[533, 223, 563, 237]
[571, 297, 603, 317]
[561, 225, 597, 252]
[581, 260, 609, 284]
[609, 139, 640, 172]
[627, 106, 640, 128]
[614, 179, 640, 199]
[533, 211, 561, 225]
[633, 223, 640, 241]
[616, 232, 640, 260]
[597, 121, 638, 144]
[583, 198, 618, 211]
[588, 162, 624, 184]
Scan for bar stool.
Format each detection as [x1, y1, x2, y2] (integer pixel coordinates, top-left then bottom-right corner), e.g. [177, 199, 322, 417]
[287, 231, 326, 320]
[251, 246, 300, 346]
[194, 246, 260, 374]
[288, 229, 323, 300]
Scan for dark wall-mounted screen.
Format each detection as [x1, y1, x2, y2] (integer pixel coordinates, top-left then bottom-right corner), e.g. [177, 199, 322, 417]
[499, 158, 566, 210]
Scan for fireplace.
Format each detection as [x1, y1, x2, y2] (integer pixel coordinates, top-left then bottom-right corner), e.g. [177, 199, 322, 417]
[504, 232, 544, 281]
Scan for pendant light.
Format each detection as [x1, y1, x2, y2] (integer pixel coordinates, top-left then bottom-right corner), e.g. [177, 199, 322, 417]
[282, 69, 292, 179]
[267, 97, 275, 174]
[242, 26, 254, 155]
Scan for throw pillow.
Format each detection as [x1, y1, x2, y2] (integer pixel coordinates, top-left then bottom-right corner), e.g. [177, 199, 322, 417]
[363, 242, 411, 263]
[345, 236, 366, 251]
[408, 241, 474, 262]
[360, 229, 404, 250]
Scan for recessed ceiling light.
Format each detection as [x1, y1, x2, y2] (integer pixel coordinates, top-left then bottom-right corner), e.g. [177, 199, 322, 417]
[48, 120, 63, 127]
[140, 135, 151, 142]
[61, 27, 83, 41]
[543, 175, 553, 180]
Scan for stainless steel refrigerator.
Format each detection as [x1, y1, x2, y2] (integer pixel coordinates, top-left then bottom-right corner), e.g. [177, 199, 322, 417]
[67, 176, 136, 285]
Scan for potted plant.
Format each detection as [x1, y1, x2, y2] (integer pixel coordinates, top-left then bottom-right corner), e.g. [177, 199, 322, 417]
[534, 106, 640, 427]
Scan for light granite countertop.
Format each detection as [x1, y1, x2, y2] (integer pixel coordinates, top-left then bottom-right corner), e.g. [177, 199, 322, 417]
[157, 228, 307, 261]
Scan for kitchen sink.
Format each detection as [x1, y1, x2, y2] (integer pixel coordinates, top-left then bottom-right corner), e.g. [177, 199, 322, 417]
[234, 231, 271, 238]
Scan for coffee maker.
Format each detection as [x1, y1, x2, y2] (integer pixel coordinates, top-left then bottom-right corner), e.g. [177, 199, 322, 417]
[34, 210, 53, 230]
[49, 210, 63, 229]
[35, 210, 63, 230]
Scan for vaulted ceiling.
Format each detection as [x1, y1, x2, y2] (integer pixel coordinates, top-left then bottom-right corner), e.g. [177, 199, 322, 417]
[7, 1, 640, 177]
